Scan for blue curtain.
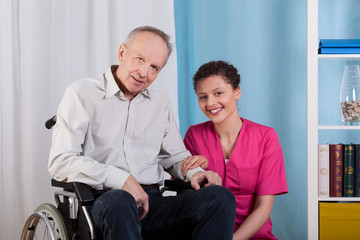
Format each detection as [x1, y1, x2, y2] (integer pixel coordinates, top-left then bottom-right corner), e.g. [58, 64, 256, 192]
[174, 0, 307, 239]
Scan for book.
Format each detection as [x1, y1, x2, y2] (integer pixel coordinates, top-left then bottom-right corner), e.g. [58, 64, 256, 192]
[330, 144, 343, 197]
[355, 145, 360, 197]
[318, 47, 360, 54]
[319, 144, 330, 198]
[319, 39, 360, 48]
[343, 144, 355, 197]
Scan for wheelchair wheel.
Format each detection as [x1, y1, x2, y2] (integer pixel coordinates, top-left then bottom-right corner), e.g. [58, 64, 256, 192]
[21, 203, 68, 240]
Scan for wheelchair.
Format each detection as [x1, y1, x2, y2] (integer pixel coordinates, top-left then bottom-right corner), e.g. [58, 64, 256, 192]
[20, 116, 193, 240]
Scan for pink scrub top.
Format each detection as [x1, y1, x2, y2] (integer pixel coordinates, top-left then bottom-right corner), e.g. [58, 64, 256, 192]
[184, 118, 288, 239]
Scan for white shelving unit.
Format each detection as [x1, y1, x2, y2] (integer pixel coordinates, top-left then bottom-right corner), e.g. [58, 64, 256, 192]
[318, 125, 360, 130]
[318, 54, 360, 59]
[307, 1, 360, 239]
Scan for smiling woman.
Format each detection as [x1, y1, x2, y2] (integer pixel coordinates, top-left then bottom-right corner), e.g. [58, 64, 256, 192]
[183, 60, 288, 240]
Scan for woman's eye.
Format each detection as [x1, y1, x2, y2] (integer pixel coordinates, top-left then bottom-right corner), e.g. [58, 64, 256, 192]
[198, 96, 207, 100]
[215, 92, 223, 96]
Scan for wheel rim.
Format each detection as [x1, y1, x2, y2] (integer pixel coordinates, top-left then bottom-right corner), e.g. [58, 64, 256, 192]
[21, 203, 68, 240]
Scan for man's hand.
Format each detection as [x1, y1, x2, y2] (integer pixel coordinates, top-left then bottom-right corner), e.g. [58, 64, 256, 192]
[190, 170, 222, 190]
[181, 155, 209, 177]
[122, 175, 149, 220]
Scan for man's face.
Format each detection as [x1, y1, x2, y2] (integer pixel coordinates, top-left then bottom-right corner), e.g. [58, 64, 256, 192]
[116, 31, 169, 99]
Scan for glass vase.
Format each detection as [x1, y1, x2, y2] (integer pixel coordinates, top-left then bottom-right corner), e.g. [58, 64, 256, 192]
[340, 65, 360, 125]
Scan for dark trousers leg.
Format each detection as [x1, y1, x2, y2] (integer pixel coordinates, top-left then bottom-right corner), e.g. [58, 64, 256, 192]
[91, 189, 142, 240]
[91, 185, 236, 240]
[142, 185, 236, 240]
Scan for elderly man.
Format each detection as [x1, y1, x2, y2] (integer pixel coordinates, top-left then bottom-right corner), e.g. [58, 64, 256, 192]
[49, 26, 235, 240]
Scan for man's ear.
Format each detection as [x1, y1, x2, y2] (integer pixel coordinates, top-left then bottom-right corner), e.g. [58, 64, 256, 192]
[118, 44, 127, 62]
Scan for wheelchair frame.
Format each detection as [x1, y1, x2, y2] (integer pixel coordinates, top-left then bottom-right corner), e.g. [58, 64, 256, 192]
[21, 116, 193, 240]
[21, 178, 192, 240]
[21, 179, 98, 240]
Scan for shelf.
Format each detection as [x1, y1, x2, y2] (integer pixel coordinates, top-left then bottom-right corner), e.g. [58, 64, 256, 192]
[318, 125, 360, 130]
[319, 54, 360, 59]
[308, 1, 360, 239]
[319, 197, 360, 202]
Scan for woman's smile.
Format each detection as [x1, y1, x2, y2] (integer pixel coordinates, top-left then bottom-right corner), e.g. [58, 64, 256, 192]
[208, 107, 223, 115]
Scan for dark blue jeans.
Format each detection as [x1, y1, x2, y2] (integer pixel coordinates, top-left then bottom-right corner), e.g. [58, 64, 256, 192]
[91, 185, 236, 240]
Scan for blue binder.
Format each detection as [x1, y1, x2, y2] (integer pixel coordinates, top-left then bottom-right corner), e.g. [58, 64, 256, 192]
[319, 39, 360, 48]
[319, 47, 360, 54]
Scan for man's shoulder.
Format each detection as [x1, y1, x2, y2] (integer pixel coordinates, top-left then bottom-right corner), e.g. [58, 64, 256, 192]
[147, 86, 171, 101]
[68, 76, 103, 90]
[64, 75, 105, 97]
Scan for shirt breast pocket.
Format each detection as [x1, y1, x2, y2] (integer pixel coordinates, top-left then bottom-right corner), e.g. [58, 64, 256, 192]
[226, 164, 259, 195]
[237, 165, 259, 194]
[143, 130, 164, 163]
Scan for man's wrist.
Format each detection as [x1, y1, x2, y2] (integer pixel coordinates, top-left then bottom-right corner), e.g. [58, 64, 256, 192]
[185, 167, 205, 181]
[104, 166, 130, 189]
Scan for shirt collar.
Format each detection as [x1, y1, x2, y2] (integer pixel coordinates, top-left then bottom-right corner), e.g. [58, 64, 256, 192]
[104, 66, 121, 99]
[140, 88, 151, 99]
[104, 65, 151, 100]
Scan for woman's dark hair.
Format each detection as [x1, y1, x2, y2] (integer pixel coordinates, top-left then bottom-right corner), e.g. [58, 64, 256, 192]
[193, 61, 240, 92]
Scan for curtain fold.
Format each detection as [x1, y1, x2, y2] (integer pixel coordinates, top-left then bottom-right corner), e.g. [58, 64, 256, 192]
[1, 0, 23, 237]
[0, 1, 177, 238]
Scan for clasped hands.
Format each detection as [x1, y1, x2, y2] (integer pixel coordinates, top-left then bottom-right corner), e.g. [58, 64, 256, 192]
[122, 155, 221, 219]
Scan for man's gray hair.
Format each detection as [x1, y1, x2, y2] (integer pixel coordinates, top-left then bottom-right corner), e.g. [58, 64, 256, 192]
[125, 26, 173, 61]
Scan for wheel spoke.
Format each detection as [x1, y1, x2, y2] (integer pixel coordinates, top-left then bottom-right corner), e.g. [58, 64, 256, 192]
[21, 203, 68, 240]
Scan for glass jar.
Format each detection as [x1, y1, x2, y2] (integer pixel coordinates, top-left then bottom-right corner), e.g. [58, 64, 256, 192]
[340, 65, 360, 125]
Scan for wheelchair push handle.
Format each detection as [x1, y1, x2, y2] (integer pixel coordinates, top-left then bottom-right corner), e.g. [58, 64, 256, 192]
[45, 115, 57, 129]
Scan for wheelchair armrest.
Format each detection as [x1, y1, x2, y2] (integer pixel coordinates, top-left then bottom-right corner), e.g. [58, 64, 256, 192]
[164, 179, 193, 191]
[72, 182, 95, 206]
[51, 179, 95, 206]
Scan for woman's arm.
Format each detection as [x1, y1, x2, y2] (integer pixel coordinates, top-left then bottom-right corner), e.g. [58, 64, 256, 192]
[233, 195, 275, 240]
[181, 155, 208, 176]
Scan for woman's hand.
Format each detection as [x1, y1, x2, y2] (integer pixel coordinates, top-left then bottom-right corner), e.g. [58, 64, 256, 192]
[181, 155, 208, 177]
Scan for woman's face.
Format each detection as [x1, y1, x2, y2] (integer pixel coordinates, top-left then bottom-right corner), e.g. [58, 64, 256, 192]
[196, 74, 241, 124]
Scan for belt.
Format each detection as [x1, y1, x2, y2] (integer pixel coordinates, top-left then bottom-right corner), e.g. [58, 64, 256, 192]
[140, 184, 159, 191]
